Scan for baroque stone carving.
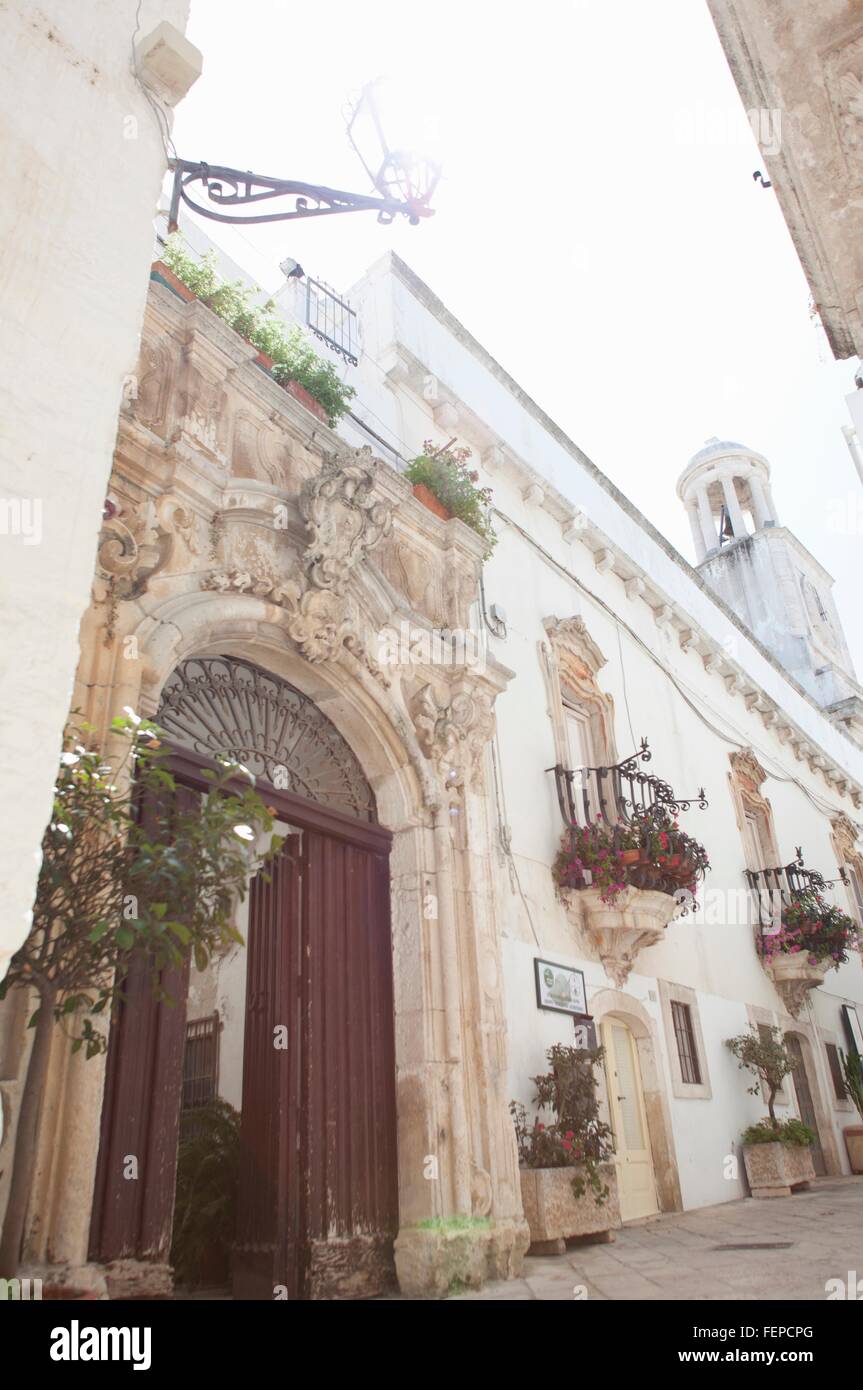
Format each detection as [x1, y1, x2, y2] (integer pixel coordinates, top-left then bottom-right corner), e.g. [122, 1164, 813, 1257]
[97, 499, 171, 600]
[730, 747, 769, 791]
[300, 445, 393, 594]
[407, 678, 495, 800]
[563, 885, 683, 989]
[763, 956, 829, 1019]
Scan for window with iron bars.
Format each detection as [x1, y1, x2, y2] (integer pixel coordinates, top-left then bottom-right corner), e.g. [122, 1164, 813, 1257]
[182, 1012, 220, 1110]
[671, 1000, 702, 1085]
[305, 277, 358, 366]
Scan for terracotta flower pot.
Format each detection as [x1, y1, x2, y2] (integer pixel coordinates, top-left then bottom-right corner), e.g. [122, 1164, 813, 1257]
[844, 1125, 863, 1174]
[150, 260, 197, 303]
[412, 482, 451, 520]
[619, 849, 640, 865]
[277, 377, 329, 423]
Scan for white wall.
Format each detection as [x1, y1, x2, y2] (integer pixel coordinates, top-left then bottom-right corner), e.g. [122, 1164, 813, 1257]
[345, 253, 863, 1210]
[0, 3, 198, 978]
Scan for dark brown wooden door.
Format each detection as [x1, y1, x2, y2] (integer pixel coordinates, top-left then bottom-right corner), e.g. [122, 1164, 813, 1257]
[786, 1034, 826, 1175]
[89, 786, 195, 1266]
[233, 818, 398, 1300]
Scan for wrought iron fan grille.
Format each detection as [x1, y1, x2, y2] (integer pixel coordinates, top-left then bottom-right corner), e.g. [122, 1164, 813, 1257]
[157, 655, 377, 822]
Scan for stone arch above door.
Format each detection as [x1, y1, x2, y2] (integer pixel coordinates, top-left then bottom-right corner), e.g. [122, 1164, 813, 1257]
[157, 654, 377, 822]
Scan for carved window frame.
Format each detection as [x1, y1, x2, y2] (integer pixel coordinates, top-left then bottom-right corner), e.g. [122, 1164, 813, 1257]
[539, 615, 617, 772]
[830, 814, 863, 934]
[728, 749, 780, 873]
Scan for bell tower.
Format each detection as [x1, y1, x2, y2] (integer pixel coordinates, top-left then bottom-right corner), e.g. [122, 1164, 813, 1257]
[677, 439, 861, 738]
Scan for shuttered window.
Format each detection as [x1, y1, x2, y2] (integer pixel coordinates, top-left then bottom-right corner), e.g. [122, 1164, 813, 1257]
[825, 1043, 847, 1102]
[671, 1000, 702, 1085]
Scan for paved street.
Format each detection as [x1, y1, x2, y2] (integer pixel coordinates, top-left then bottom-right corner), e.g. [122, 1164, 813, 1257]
[450, 1178, 863, 1301]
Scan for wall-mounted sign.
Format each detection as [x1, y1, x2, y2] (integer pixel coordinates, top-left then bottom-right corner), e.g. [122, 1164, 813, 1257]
[534, 958, 587, 1017]
[842, 1004, 863, 1056]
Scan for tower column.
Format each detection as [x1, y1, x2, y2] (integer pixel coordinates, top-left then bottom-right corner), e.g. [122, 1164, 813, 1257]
[696, 486, 717, 553]
[748, 474, 773, 528]
[721, 475, 748, 537]
[686, 500, 707, 562]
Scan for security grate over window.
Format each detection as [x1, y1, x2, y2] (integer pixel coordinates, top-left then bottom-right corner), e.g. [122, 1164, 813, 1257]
[671, 1000, 702, 1085]
[306, 277, 358, 366]
[182, 1012, 220, 1110]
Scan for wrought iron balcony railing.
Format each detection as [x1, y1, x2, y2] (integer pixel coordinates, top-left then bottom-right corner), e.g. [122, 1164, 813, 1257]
[548, 738, 708, 833]
[745, 849, 847, 928]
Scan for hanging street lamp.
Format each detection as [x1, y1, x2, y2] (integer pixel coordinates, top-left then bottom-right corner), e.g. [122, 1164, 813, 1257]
[167, 78, 441, 232]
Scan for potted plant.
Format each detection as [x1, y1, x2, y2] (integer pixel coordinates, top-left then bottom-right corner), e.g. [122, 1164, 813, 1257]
[841, 1049, 863, 1174]
[756, 890, 858, 1013]
[552, 805, 709, 908]
[725, 1027, 817, 1197]
[155, 237, 356, 427]
[404, 441, 497, 558]
[510, 1044, 620, 1253]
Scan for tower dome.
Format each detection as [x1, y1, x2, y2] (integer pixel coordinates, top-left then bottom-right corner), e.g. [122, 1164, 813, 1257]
[677, 437, 777, 562]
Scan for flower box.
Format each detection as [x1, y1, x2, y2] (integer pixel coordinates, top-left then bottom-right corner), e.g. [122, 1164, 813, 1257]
[281, 377, 329, 422]
[519, 1164, 621, 1254]
[742, 1140, 815, 1198]
[412, 481, 452, 520]
[844, 1125, 863, 1175]
[150, 260, 197, 303]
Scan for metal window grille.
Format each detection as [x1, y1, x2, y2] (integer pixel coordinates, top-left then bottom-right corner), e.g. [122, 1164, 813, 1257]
[671, 1000, 701, 1085]
[825, 1044, 847, 1101]
[182, 1012, 220, 1110]
[305, 277, 358, 366]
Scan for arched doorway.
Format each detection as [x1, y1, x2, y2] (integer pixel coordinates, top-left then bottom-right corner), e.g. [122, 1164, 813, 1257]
[89, 656, 399, 1299]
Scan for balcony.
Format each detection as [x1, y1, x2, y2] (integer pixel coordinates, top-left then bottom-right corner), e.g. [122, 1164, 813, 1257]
[746, 852, 855, 1016]
[548, 741, 709, 987]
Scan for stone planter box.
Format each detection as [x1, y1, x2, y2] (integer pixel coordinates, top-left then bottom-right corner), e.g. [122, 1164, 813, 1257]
[742, 1141, 816, 1197]
[843, 1125, 863, 1174]
[519, 1163, 621, 1254]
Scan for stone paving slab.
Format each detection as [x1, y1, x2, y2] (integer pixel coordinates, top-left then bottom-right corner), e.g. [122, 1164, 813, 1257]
[448, 1177, 863, 1301]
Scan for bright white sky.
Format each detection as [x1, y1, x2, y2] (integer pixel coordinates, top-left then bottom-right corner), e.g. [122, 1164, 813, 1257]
[171, 0, 863, 672]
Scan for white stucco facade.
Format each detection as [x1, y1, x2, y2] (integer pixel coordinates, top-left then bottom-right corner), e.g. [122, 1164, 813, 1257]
[341, 250, 863, 1212]
[0, 3, 200, 979]
[150, 225, 863, 1221]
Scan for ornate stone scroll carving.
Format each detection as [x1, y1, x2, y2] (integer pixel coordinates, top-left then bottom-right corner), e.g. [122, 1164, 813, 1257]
[407, 678, 495, 802]
[300, 445, 393, 594]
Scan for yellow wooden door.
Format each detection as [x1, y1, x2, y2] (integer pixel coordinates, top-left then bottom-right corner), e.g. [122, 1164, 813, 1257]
[601, 1018, 659, 1222]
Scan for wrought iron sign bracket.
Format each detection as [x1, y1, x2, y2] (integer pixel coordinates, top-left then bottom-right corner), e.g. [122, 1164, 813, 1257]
[167, 158, 432, 232]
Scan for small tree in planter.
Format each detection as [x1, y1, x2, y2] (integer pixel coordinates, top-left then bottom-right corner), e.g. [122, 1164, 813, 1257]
[841, 1049, 863, 1174]
[510, 1044, 620, 1252]
[725, 1027, 816, 1197]
[404, 441, 497, 558]
[0, 714, 281, 1277]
